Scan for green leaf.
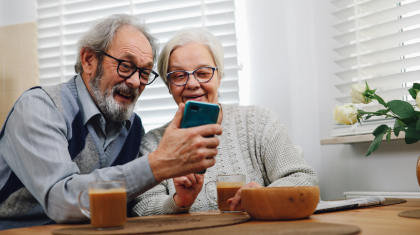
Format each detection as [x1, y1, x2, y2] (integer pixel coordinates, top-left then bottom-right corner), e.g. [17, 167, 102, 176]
[366, 132, 387, 157]
[366, 125, 390, 156]
[388, 100, 415, 118]
[416, 119, 420, 131]
[372, 124, 389, 136]
[394, 127, 401, 137]
[404, 124, 420, 144]
[409, 84, 420, 99]
[409, 88, 417, 100]
[401, 117, 417, 126]
[386, 128, 391, 142]
[374, 94, 387, 108]
[412, 83, 420, 90]
[365, 81, 370, 90]
[397, 119, 408, 127]
[365, 115, 373, 120]
[394, 120, 401, 137]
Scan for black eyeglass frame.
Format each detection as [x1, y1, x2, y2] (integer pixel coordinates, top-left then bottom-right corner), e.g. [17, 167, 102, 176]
[166, 66, 218, 87]
[102, 52, 159, 85]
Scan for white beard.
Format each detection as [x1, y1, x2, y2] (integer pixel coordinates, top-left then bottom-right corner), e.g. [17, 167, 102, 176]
[89, 72, 139, 122]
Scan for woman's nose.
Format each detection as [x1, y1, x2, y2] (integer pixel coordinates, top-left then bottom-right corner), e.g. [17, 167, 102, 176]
[185, 73, 200, 89]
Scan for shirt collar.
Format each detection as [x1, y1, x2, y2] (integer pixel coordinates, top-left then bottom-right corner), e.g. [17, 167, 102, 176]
[75, 74, 132, 131]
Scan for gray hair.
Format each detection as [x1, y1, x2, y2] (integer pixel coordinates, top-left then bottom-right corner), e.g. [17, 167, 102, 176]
[157, 28, 225, 87]
[74, 14, 158, 74]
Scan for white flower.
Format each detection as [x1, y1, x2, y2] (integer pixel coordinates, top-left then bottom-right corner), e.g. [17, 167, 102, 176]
[416, 91, 420, 109]
[333, 103, 358, 125]
[350, 84, 370, 104]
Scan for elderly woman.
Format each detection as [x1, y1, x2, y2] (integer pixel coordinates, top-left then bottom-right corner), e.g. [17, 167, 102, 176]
[132, 28, 318, 216]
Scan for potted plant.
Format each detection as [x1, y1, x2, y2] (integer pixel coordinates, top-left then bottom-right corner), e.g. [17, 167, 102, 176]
[333, 82, 420, 185]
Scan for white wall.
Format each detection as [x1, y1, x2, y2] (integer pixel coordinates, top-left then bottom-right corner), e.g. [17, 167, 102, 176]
[236, 0, 420, 200]
[235, 0, 322, 193]
[0, 0, 37, 27]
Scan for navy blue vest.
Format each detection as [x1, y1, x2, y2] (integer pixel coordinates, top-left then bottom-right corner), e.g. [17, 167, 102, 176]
[0, 78, 143, 230]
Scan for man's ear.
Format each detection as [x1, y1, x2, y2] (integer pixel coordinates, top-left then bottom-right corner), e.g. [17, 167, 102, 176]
[80, 48, 98, 78]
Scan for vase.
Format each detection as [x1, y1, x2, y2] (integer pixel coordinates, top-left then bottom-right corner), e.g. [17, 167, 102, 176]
[417, 156, 420, 187]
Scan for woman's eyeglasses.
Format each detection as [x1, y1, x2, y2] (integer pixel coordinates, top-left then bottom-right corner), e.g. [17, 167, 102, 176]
[166, 67, 218, 86]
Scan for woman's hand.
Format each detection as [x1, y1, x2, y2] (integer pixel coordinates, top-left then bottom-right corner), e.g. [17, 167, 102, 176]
[227, 181, 263, 211]
[173, 174, 205, 208]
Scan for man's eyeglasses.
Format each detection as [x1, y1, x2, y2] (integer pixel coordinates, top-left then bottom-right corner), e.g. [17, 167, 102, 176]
[102, 52, 159, 85]
[166, 67, 218, 86]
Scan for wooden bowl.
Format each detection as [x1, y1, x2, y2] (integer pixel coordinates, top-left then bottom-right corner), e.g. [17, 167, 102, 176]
[241, 186, 320, 220]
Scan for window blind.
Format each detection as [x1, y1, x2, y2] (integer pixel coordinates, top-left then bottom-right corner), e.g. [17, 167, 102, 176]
[331, 0, 420, 137]
[37, 0, 240, 132]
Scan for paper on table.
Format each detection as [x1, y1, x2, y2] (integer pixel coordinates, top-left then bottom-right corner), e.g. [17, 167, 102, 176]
[315, 196, 386, 213]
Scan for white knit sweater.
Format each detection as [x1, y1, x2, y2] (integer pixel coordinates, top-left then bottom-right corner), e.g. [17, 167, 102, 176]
[132, 104, 319, 216]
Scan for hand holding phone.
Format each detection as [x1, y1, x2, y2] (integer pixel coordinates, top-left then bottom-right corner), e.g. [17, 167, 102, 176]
[181, 101, 220, 174]
[148, 103, 222, 182]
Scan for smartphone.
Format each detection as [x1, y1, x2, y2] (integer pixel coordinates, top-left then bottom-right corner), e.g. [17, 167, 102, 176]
[181, 101, 220, 174]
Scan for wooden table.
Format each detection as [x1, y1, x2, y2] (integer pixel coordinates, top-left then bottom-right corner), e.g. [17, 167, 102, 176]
[2, 198, 420, 235]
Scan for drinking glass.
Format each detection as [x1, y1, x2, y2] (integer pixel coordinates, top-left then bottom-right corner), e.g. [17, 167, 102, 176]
[205, 174, 246, 213]
[78, 181, 127, 230]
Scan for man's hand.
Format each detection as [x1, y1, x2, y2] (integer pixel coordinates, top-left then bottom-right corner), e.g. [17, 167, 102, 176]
[148, 103, 222, 182]
[227, 181, 263, 211]
[173, 174, 204, 207]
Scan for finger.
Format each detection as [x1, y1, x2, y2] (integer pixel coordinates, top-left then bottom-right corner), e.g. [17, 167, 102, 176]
[173, 176, 188, 185]
[249, 182, 263, 188]
[191, 157, 215, 175]
[201, 147, 218, 160]
[168, 103, 185, 129]
[202, 155, 216, 167]
[192, 147, 218, 161]
[182, 177, 192, 187]
[227, 199, 244, 211]
[230, 188, 242, 211]
[239, 202, 245, 211]
[185, 174, 197, 188]
[201, 136, 220, 148]
[190, 124, 222, 137]
[194, 174, 204, 185]
[175, 176, 192, 187]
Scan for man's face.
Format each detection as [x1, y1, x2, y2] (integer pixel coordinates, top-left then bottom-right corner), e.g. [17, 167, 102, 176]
[89, 25, 154, 122]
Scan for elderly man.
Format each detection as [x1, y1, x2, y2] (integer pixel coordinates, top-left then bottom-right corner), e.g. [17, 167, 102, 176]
[0, 14, 221, 230]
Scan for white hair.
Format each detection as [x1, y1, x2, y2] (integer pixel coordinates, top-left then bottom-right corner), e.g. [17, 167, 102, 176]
[157, 28, 225, 87]
[74, 14, 158, 74]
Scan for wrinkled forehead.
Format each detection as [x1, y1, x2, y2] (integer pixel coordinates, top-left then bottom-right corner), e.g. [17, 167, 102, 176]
[168, 42, 215, 69]
[108, 25, 154, 63]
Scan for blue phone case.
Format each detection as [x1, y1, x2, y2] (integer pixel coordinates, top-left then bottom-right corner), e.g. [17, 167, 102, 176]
[181, 101, 220, 174]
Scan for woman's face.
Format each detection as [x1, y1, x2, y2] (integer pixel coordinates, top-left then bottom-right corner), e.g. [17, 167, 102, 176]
[167, 42, 221, 105]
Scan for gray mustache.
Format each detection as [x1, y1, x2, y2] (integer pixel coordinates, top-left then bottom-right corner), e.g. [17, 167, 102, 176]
[113, 83, 139, 98]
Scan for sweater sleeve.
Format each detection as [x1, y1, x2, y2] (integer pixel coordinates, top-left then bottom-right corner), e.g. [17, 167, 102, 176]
[257, 107, 319, 187]
[131, 180, 191, 216]
[132, 125, 191, 216]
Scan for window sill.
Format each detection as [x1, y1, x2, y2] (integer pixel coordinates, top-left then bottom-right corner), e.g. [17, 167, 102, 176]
[321, 132, 405, 145]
